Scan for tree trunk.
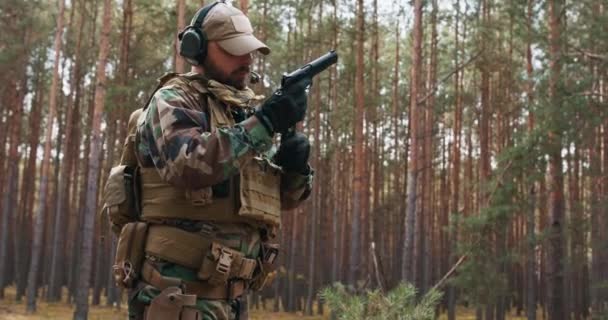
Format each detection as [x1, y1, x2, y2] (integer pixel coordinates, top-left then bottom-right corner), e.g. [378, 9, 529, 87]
[390, 19, 401, 285]
[26, 0, 65, 312]
[0, 20, 30, 294]
[0, 61, 26, 299]
[305, 2, 323, 315]
[69, 0, 99, 300]
[448, 0, 461, 317]
[175, 0, 186, 73]
[525, 2, 537, 319]
[286, 208, 298, 312]
[591, 123, 606, 316]
[330, 0, 340, 287]
[48, 0, 87, 301]
[348, 0, 365, 285]
[73, 0, 112, 317]
[403, 0, 423, 283]
[420, 0, 438, 294]
[239, 0, 249, 15]
[15, 48, 45, 302]
[94, 117, 117, 306]
[117, 0, 133, 144]
[546, 1, 565, 319]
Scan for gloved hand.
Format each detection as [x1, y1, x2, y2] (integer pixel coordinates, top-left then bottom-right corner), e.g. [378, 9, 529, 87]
[255, 77, 312, 135]
[274, 132, 311, 174]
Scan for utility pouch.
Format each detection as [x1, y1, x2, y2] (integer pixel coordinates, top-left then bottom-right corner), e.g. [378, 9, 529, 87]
[197, 242, 234, 286]
[250, 243, 279, 291]
[239, 157, 282, 226]
[103, 165, 140, 235]
[113, 222, 148, 289]
[144, 286, 198, 320]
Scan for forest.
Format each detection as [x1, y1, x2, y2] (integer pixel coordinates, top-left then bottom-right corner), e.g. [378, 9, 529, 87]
[0, 0, 607, 319]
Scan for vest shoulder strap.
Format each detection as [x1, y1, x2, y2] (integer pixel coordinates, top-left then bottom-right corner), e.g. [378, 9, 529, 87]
[142, 72, 210, 111]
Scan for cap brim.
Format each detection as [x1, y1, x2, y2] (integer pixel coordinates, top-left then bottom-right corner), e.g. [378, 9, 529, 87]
[217, 35, 271, 56]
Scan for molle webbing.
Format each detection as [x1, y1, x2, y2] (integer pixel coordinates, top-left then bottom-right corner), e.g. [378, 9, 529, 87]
[138, 166, 269, 226]
[138, 167, 245, 223]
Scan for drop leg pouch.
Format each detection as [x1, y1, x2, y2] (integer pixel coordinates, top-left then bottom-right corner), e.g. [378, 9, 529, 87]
[114, 222, 149, 288]
[144, 286, 198, 320]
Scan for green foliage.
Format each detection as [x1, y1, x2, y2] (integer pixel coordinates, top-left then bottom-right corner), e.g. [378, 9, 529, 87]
[320, 282, 442, 320]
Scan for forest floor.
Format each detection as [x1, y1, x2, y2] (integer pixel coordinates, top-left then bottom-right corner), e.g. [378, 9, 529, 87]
[0, 287, 536, 319]
[0, 286, 325, 320]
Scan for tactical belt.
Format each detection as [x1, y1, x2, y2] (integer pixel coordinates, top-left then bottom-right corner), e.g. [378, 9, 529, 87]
[141, 261, 246, 300]
[144, 224, 257, 279]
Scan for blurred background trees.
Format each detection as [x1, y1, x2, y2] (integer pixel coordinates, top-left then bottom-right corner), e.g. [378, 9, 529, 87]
[0, 0, 607, 319]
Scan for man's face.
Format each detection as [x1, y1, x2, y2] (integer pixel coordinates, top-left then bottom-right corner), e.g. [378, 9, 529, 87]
[203, 42, 253, 90]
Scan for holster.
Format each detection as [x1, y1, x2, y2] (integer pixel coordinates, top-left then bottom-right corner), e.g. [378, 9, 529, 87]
[250, 243, 279, 291]
[113, 222, 148, 288]
[144, 286, 200, 320]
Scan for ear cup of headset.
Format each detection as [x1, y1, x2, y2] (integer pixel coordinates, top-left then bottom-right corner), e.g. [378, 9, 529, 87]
[179, 26, 206, 65]
[178, 1, 221, 66]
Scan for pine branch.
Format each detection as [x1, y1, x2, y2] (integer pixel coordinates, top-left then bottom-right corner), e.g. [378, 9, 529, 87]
[370, 242, 387, 293]
[417, 50, 484, 105]
[430, 255, 467, 291]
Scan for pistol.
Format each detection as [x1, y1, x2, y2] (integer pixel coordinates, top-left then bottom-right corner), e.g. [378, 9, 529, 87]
[279, 50, 338, 136]
[281, 50, 338, 88]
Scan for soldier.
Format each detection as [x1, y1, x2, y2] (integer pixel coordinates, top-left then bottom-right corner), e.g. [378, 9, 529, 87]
[104, 1, 313, 319]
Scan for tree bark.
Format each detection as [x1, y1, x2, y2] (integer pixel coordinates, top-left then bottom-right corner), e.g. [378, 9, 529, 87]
[546, 1, 565, 319]
[403, 0, 424, 283]
[15, 48, 45, 302]
[390, 19, 401, 285]
[73, 0, 112, 317]
[239, 0, 249, 15]
[592, 120, 608, 315]
[420, 0, 438, 294]
[348, 0, 365, 285]
[448, 0, 461, 317]
[305, 3, 322, 311]
[48, 0, 87, 300]
[175, 0, 186, 73]
[0, 58, 26, 299]
[525, 2, 536, 319]
[25, 0, 65, 312]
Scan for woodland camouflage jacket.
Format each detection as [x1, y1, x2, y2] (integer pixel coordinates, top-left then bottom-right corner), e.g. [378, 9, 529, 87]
[135, 73, 313, 212]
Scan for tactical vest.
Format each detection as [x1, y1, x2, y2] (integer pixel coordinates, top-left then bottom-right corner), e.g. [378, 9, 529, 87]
[105, 73, 281, 296]
[134, 73, 282, 228]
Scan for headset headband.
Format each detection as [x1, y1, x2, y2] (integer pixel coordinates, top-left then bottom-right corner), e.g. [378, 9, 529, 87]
[191, 1, 221, 30]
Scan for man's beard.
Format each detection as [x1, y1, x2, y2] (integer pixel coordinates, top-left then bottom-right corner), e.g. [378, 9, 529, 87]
[203, 60, 249, 90]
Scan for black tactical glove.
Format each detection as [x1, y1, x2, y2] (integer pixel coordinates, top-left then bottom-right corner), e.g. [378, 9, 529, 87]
[255, 77, 312, 135]
[274, 132, 311, 174]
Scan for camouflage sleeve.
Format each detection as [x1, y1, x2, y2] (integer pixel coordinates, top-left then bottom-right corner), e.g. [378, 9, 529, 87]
[138, 86, 273, 189]
[280, 167, 313, 210]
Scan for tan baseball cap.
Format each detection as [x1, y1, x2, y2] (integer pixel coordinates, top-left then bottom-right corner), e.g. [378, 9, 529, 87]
[202, 3, 270, 56]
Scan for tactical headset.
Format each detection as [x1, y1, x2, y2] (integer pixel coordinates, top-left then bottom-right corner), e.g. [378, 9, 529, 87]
[178, 1, 223, 66]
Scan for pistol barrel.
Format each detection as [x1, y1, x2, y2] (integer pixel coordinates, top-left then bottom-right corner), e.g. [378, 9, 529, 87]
[281, 50, 338, 87]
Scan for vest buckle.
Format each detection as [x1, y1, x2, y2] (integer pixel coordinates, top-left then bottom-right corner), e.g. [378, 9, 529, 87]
[217, 248, 233, 275]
